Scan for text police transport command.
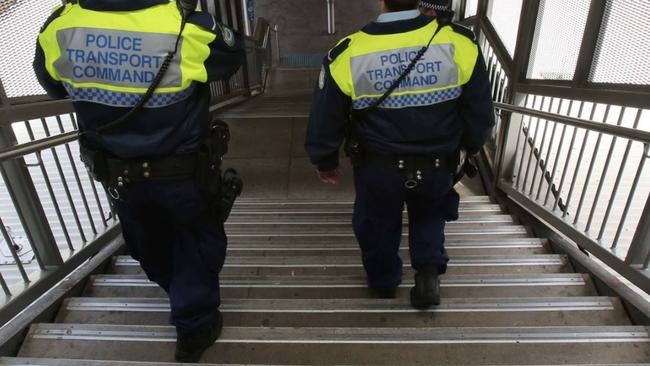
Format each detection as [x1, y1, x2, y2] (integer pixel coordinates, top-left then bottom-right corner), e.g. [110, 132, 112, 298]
[55, 29, 183, 88]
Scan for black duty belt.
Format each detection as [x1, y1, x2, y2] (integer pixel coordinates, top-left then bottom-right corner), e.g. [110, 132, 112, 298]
[362, 151, 453, 170]
[106, 153, 199, 185]
[361, 151, 455, 189]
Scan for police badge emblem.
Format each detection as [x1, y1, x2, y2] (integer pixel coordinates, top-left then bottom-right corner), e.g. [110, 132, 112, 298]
[218, 24, 236, 47]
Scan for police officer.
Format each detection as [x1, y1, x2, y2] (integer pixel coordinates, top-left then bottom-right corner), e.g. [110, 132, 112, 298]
[306, 0, 494, 309]
[34, 0, 245, 362]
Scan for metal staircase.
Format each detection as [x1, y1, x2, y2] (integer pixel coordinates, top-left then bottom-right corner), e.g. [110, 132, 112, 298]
[1, 197, 649, 365]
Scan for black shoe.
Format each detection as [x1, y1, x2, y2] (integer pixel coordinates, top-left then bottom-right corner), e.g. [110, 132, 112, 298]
[371, 287, 398, 299]
[175, 310, 223, 363]
[410, 268, 441, 309]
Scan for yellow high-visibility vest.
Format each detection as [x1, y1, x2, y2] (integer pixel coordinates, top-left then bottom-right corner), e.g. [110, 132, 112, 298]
[38, 1, 220, 107]
[328, 19, 479, 110]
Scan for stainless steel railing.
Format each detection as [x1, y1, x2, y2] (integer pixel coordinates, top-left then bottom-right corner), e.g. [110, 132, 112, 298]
[476, 13, 650, 294]
[494, 98, 650, 292]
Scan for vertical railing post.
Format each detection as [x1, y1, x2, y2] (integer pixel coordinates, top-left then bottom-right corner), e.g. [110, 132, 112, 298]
[239, 0, 252, 36]
[326, 0, 336, 35]
[494, 94, 526, 184]
[626, 146, 650, 267]
[492, 0, 540, 188]
[0, 81, 63, 268]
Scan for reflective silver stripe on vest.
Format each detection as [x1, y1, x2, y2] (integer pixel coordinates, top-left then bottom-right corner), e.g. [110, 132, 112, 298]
[55, 27, 183, 89]
[62, 83, 196, 108]
[350, 44, 458, 98]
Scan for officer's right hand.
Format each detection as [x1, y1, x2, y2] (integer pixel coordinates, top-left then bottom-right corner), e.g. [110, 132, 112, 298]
[317, 168, 342, 185]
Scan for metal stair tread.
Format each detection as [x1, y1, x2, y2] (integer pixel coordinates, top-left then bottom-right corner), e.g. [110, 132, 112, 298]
[223, 238, 548, 250]
[225, 216, 516, 225]
[113, 254, 567, 267]
[2, 359, 648, 366]
[21, 323, 650, 343]
[235, 196, 493, 204]
[90, 273, 588, 287]
[225, 225, 529, 235]
[229, 205, 505, 215]
[63, 296, 619, 312]
[59, 295, 628, 327]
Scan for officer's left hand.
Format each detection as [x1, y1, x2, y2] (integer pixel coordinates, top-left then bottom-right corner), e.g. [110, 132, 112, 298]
[317, 168, 342, 185]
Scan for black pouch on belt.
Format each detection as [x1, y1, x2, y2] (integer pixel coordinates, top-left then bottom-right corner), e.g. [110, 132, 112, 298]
[79, 144, 109, 184]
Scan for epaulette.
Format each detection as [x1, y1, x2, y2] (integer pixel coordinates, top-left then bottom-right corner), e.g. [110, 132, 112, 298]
[451, 23, 478, 43]
[327, 38, 351, 63]
[187, 12, 219, 33]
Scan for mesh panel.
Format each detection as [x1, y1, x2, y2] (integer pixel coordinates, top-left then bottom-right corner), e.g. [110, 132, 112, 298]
[590, 0, 650, 85]
[486, 0, 524, 56]
[527, 0, 591, 81]
[0, 0, 62, 98]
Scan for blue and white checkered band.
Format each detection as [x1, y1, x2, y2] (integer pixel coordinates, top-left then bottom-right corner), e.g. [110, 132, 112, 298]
[419, 1, 450, 11]
[352, 87, 462, 110]
[63, 83, 195, 108]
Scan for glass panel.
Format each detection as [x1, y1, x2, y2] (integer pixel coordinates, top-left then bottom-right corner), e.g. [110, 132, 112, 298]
[486, 0, 524, 56]
[0, 0, 62, 98]
[590, 0, 650, 85]
[527, 0, 591, 80]
[465, 0, 479, 18]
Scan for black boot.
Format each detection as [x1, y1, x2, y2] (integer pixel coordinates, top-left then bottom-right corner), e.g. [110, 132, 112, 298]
[410, 267, 441, 309]
[175, 310, 223, 363]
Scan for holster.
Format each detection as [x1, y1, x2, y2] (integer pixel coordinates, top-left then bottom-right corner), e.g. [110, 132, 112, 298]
[452, 150, 479, 184]
[196, 118, 244, 223]
[344, 112, 365, 167]
[80, 143, 110, 184]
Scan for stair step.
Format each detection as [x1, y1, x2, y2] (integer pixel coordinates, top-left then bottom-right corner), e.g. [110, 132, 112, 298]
[110, 254, 570, 276]
[57, 297, 631, 327]
[18, 324, 650, 364]
[230, 205, 505, 216]
[233, 198, 494, 210]
[0, 359, 267, 366]
[224, 225, 529, 236]
[227, 214, 515, 224]
[226, 230, 532, 245]
[226, 219, 516, 229]
[223, 238, 550, 256]
[85, 273, 596, 299]
[236, 196, 494, 205]
[2, 360, 648, 366]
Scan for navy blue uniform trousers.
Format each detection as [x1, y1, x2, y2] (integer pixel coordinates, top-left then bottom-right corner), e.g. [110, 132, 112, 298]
[113, 180, 227, 335]
[353, 164, 460, 290]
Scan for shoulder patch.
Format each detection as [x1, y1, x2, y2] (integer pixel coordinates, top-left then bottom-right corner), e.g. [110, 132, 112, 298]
[327, 38, 351, 63]
[40, 5, 66, 33]
[217, 23, 236, 47]
[451, 23, 477, 43]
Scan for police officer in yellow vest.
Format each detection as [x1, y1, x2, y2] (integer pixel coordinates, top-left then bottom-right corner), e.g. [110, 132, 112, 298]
[34, 0, 245, 362]
[306, 0, 494, 309]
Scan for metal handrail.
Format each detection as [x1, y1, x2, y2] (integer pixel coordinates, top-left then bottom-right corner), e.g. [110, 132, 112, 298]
[0, 131, 77, 163]
[494, 102, 650, 144]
